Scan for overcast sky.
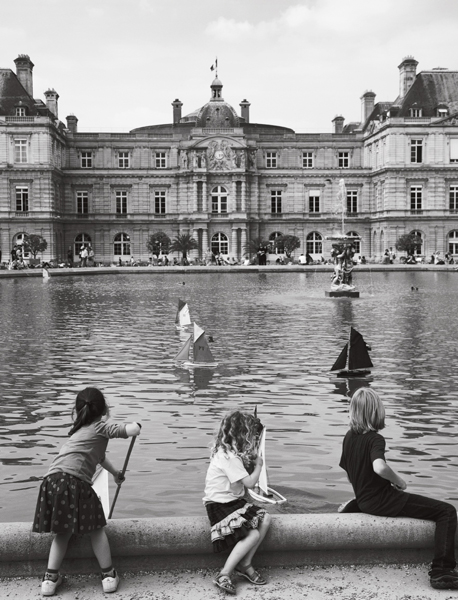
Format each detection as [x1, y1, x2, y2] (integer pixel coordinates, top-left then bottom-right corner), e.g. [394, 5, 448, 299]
[1, 0, 457, 133]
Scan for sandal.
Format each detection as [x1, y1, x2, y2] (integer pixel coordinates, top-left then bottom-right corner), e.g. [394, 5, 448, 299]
[235, 565, 267, 585]
[214, 573, 236, 595]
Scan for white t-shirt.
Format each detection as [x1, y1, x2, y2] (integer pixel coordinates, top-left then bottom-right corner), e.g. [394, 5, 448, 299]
[203, 448, 249, 504]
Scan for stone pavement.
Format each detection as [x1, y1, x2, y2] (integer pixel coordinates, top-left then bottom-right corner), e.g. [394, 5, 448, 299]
[2, 563, 456, 600]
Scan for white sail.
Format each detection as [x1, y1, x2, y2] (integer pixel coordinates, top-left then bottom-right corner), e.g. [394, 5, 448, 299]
[175, 335, 192, 362]
[92, 466, 109, 518]
[175, 299, 191, 329]
[257, 428, 269, 495]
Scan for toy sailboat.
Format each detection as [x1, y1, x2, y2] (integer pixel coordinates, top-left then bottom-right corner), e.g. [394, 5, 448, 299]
[92, 465, 109, 518]
[330, 327, 373, 377]
[175, 322, 218, 368]
[42, 267, 50, 279]
[248, 427, 287, 505]
[175, 299, 191, 330]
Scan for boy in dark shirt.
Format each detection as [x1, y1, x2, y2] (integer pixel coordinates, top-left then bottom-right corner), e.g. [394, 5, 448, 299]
[340, 388, 458, 590]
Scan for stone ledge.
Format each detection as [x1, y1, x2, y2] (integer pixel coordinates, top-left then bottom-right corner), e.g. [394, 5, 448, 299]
[0, 514, 447, 577]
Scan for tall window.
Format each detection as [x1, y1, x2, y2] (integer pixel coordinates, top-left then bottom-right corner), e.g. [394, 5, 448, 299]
[116, 191, 128, 214]
[411, 230, 423, 255]
[155, 152, 167, 169]
[114, 233, 131, 256]
[346, 231, 361, 254]
[211, 186, 227, 213]
[76, 191, 88, 214]
[449, 231, 458, 254]
[347, 190, 358, 213]
[118, 152, 130, 168]
[81, 151, 93, 168]
[450, 185, 458, 211]
[306, 232, 322, 254]
[14, 139, 27, 163]
[411, 139, 423, 163]
[16, 186, 29, 211]
[302, 152, 314, 168]
[409, 108, 423, 117]
[154, 190, 166, 214]
[450, 139, 458, 163]
[266, 152, 277, 168]
[338, 152, 349, 168]
[269, 231, 284, 253]
[211, 232, 228, 255]
[271, 190, 282, 214]
[75, 233, 92, 256]
[410, 185, 422, 211]
[15, 107, 26, 116]
[309, 190, 320, 213]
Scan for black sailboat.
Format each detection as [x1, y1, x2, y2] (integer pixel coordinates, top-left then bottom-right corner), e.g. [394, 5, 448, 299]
[330, 327, 373, 377]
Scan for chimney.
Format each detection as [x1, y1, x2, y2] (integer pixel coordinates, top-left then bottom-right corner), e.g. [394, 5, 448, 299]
[14, 54, 34, 97]
[361, 90, 376, 124]
[240, 99, 250, 123]
[44, 88, 59, 118]
[332, 115, 345, 134]
[66, 114, 78, 133]
[172, 99, 183, 124]
[398, 56, 418, 99]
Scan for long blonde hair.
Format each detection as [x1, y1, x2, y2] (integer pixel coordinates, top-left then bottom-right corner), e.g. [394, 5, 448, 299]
[211, 410, 262, 468]
[349, 388, 385, 434]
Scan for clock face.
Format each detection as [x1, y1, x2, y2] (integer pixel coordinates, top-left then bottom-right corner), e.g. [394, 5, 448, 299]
[214, 150, 224, 160]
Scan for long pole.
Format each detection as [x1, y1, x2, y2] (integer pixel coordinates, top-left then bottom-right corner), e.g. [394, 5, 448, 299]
[108, 436, 137, 519]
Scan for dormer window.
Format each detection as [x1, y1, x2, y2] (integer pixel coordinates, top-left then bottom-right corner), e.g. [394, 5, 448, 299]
[437, 107, 448, 118]
[15, 106, 26, 117]
[409, 108, 423, 118]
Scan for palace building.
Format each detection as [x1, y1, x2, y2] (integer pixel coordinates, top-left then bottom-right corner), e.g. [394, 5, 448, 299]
[1, 54, 458, 263]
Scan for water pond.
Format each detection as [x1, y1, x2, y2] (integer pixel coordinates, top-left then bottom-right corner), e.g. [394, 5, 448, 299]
[1, 270, 458, 522]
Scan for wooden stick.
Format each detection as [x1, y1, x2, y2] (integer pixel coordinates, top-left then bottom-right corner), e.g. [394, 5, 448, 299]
[108, 436, 137, 519]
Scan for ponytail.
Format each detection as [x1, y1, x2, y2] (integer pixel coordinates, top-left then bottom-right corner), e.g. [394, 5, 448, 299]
[68, 387, 108, 436]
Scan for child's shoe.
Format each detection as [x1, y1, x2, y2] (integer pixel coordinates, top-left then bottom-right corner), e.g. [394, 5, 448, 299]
[430, 569, 458, 589]
[41, 572, 62, 596]
[101, 569, 120, 593]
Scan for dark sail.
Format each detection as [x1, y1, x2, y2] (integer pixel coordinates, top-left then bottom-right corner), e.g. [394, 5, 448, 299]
[331, 344, 348, 372]
[348, 327, 373, 371]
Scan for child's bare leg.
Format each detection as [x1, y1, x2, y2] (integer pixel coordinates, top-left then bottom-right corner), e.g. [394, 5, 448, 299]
[89, 527, 112, 570]
[47, 532, 72, 570]
[220, 529, 259, 576]
[239, 513, 272, 567]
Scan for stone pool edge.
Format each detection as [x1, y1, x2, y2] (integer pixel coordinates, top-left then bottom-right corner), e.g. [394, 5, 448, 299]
[0, 514, 445, 577]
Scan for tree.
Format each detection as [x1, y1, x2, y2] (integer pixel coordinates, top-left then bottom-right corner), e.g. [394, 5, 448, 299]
[395, 233, 422, 256]
[243, 236, 270, 257]
[23, 234, 47, 259]
[274, 234, 300, 258]
[169, 233, 198, 262]
[146, 231, 171, 256]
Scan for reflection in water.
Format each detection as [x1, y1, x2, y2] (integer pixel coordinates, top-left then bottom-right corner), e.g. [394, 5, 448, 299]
[1, 272, 458, 522]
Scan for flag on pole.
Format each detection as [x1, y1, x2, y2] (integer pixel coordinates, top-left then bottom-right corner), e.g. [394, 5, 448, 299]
[210, 58, 218, 71]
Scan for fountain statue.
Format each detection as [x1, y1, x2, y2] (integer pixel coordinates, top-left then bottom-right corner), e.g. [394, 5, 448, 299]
[325, 179, 361, 298]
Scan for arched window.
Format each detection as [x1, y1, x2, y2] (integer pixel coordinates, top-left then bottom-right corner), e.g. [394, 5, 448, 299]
[211, 232, 228, 255]
[306, 232, 322, 255]
[75, 233, 92, 256]
[13, 232, 30, 259]
[211, 186, 228, 214]
[410, 230, 423, 255]
[113, 233, 131, 256]
[449, 230, 458, 255]
[346, 231, 361, 254]
[269, 231, 284, 254]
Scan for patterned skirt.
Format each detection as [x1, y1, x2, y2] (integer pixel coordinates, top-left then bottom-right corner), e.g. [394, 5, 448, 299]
[206, 498, 267, 553]
[32, 471, 106, 535]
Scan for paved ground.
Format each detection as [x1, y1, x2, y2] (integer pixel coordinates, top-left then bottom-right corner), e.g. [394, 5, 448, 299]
[2, 563, 456, 600]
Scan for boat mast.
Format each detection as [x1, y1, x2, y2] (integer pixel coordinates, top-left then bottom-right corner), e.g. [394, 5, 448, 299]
[345, 328, 351, 371]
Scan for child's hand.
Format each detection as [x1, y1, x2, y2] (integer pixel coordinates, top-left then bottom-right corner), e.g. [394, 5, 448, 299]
[114, 471, 125, 485]
[255, 455, 263, 468]
[393, 478, 407, 491]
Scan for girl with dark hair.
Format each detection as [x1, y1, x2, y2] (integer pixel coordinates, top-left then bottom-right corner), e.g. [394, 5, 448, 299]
[203, 410, 271, 595]
[32, 387, 141, 596]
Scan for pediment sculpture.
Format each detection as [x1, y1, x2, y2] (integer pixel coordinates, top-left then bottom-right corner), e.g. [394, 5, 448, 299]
[207, 139, 237, 171]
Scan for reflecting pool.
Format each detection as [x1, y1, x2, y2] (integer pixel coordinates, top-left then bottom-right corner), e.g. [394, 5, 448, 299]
[1, 270, 458, 522]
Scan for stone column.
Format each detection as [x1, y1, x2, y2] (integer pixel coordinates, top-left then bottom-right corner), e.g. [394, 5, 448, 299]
[241, 181, 246, 212]
[192, 228, 199, 261]
[231, 228, 238, 258]
[231, 180, 237, 213]
[241, 229, 247, 260]
[203, 181, 208, 213]
[193, 179, 198, 212]
[202, 228, 209, 254]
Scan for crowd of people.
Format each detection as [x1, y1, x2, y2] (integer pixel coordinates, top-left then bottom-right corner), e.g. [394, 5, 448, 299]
[32, 386, 458, 596]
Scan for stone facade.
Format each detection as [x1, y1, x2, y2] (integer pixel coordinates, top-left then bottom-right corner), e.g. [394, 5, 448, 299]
[1, 55, 458, 263]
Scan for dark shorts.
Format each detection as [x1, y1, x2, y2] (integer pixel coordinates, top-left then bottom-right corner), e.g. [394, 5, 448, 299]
[32, 472, 106, 535]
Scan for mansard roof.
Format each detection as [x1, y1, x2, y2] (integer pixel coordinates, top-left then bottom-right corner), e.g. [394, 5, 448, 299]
[398, 70, 458, 116]
[0, 68, 54, 118]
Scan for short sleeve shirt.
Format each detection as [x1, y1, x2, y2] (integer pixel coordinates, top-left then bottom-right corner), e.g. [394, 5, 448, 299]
[340, 430, 409, 516]
[203, 449, 249, 504]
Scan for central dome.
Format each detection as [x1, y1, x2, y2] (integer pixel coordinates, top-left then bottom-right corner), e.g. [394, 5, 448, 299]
[181, 77, 241, 127]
